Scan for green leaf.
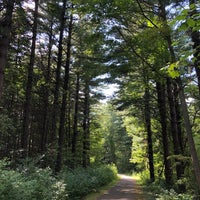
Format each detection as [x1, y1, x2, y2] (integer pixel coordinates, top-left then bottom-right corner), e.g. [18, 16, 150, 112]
[190, 3, 196, 10]
[181, 9, 189, 16]
[187, 18, 196, 27]
[167, 62, 180, 78]
[179, 22, 188, 31]
[176, 15, 186, 21]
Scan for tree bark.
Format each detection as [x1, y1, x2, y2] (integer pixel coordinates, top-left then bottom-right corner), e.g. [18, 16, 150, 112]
[40, 19, 54, 153]
[177, 77, 200, 192]
[55, 14, 73, 173]
[144, 87, 155, 182]
[21, 0, 39, 156]
[189, 0, 200, 95]
[51, 0, 66, 145]
[82, 79, 90, 168]
[174, 84, 184, 153]
[158, 0, 200, 191]
[0, 0, 15, 100]
[167, 78, 185, 191]
[71, 73, 80, 168]
[156, 81, 173, 186]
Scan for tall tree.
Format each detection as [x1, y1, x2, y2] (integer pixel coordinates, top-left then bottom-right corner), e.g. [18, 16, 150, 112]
[158, 0, 200, 190]
[55, 13, 73, 172]
[51, 0, 67, 145]
[82, 79, 90, 168]
[0, 0, 15, 100]
[144, 85, 155, 182]
[189, 0, 200, 95]
[156, 81, 173, 186]
[166, 78, 185, 191]
[39, 18, 54, 153]
[71, 72, 80, 168]
[21, 0, 39, 156]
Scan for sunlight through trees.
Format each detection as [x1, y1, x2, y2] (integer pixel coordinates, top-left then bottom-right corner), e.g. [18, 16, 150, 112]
[0, 0, 200, 198]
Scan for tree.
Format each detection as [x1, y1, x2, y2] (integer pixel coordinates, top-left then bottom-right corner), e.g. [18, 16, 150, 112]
[82, 79, 90, 168]
[156, 81, 173, 186]
[0, 0, 15, 100]
[1, 1, 200, 194]
[166, 78, 186, 191]
[55, 13, 73, 172]
[39, 1, 56, 154]
[158, 0, 200, 191]
[21, 0, 39, 156]
[71, 72, 80, 168]
[51, 0, 67, 147]
[144, 84, 155, 182]
[90, 103, 133, 172]
[189, 0, 200, 95]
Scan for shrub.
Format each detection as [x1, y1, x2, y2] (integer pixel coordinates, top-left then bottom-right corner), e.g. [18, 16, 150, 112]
[0, 159, 117, 200]
[0, 160, 67, 200]
[139, 170, 195, 200]
[62, 164, 118, 200]
[156, 189, 194, 200]
[22, 167, 67, 200]
[93, 165, 118, 186]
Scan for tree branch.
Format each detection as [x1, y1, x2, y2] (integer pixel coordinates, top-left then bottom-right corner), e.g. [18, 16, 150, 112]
[135, 0, 159, 28]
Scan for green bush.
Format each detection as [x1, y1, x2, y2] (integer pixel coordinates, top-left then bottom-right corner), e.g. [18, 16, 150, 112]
[156, 189, 194, 200]
[93, 165, 118, 186]
[0, 160, 67, 200]
[62, 164, 118, 200]
[22, 167, 67, 200]
[139, 170, 195, 200]
[0, 160, 117, 200]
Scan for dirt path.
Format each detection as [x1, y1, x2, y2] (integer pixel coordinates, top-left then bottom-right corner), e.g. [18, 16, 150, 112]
[97, 174, 146, 200]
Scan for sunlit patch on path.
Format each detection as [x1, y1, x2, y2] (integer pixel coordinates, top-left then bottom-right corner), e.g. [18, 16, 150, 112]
[97, 174, 146, 200]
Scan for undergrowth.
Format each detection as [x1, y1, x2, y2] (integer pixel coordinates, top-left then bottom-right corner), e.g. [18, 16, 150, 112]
[61, 164, 118, 200]
[138, 171, 196, 200]
[0, 159, 67, 200]
[0, 159, 118, 200]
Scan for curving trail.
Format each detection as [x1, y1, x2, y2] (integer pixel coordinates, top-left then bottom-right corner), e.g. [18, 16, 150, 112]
[97, 174, 146, 200]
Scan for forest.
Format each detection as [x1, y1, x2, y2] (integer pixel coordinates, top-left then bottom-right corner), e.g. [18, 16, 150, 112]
[0, 0, 200, 199]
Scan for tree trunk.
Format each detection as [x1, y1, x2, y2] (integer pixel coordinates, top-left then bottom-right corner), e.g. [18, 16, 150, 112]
[156, 81, 173, 186]
[40, 19, 54, 153]
[174, 84, 184, 153]
[40, 17, 53, 153]
[51, 0, 66, 145]
[66, 86, 72, 166]
[189, 0, 200, 95]
[144, 87, 155, 182]
[21, 0, 39, 157]
[82, 79, 90, 168]
[55, 14, 73, 173]
[177, 77, 200, 192]
[158, 0, 200, 191]
[71, 73, 80, 168]
[167, 78, 185, 192]
[0, 0, 15, 100]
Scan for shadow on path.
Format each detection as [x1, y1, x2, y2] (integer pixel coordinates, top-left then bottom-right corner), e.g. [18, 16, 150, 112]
[97, 174, 146, 200]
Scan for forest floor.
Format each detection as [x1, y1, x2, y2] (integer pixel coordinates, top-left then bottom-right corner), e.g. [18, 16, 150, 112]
[89, 174, 148, 200]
